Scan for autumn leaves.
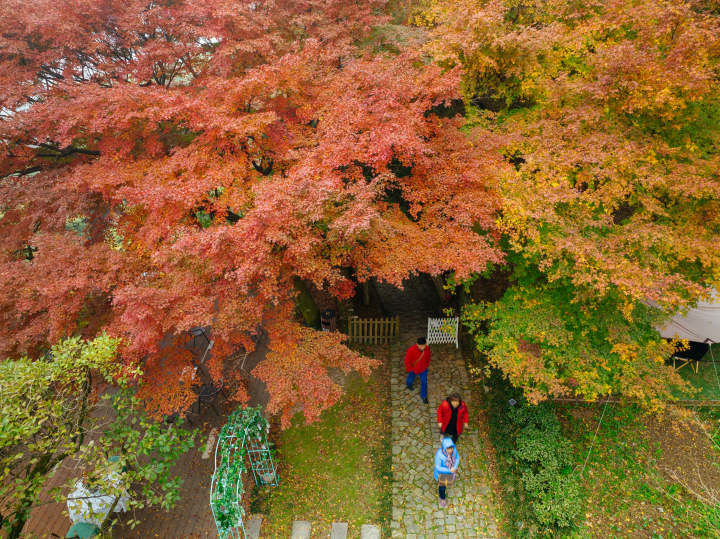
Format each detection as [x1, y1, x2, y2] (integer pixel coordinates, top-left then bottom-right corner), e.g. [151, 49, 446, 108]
[0, 0, 719, 417]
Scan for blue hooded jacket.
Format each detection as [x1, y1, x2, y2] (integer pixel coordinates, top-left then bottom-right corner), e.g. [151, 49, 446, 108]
[434, 437, 460, 481]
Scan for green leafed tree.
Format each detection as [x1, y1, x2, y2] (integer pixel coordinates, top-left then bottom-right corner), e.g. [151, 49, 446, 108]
[0, 335, 120, 536]
[0, 335, 195, 538]
[463, 258, 693, 405]
[71, 389, 197, 531]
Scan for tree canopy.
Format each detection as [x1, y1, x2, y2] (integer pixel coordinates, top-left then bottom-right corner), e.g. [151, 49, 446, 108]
[2, 0, 720, 418]
[0, 0, 504, 424]
[423, 0, 720, 401]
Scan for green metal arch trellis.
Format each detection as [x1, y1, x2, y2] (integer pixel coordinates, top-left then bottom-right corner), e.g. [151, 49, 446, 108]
[210, 406, 278, 538]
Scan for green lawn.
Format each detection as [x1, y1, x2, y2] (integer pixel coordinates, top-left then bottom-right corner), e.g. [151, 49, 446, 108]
[251, 358, 391, 537]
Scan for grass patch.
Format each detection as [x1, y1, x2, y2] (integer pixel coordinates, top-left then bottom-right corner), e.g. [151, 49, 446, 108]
[251, 356, 391, 536]
[558, 403, 720, 537]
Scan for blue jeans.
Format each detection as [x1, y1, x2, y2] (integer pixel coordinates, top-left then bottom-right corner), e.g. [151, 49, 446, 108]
[406, 370, 428, 401]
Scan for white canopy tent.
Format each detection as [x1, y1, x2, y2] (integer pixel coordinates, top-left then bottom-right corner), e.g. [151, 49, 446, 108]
[655, 291, 720, 344]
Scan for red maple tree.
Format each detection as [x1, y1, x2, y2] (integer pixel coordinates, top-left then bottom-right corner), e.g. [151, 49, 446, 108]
[0, 0, 504, 422]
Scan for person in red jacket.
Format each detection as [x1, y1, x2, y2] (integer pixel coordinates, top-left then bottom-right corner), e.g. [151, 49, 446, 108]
[437, 393, 469, 443]
[405, 336, 431, 403]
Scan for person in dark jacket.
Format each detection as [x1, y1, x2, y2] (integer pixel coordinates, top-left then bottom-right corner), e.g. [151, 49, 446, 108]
[405, 336, 431, 403]
[434, 436, 460, 508]
[436, 393, 469, 443]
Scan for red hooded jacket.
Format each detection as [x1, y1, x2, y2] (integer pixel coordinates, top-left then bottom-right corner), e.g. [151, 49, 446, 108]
[437, 400, 469, 434]
[404, 344, 431, 374]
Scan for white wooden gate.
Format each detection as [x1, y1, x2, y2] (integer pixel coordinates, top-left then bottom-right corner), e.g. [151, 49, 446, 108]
[427, 317, 459, 348]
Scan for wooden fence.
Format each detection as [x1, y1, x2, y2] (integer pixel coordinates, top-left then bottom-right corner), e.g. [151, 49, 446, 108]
[347, 316, 399, 345]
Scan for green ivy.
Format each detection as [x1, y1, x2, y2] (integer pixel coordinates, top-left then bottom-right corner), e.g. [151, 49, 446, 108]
[211, 406, 271, 538]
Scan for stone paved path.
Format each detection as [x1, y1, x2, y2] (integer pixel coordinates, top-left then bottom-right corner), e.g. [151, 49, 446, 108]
[381, 280, 500, 538]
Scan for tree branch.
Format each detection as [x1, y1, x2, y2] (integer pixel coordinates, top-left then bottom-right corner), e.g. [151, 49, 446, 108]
[37, 143, 101, 158]
[4, 166, 42, 178]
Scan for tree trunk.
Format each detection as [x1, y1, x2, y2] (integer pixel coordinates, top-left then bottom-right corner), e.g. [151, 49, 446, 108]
[430, 274, 447, 304]
[293, 277, 320, 328]
[99, 494, 122, 534]
[362, 281, 371, 306]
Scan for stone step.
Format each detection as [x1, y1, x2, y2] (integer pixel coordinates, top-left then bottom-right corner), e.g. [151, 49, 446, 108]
[245, 514, 262, 539]
[360, 524, 381, 539]
[290, 520, 311, 539]
[330, 521, 348, 539]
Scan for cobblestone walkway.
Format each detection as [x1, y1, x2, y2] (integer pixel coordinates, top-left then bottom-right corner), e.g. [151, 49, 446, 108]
[383, 282, 500, 538]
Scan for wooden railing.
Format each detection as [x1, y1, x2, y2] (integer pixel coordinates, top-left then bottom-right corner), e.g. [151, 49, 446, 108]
[347, 316, 399, 344]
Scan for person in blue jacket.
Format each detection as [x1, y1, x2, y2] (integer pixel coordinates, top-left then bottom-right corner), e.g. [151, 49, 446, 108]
[434, 436, 460, 508]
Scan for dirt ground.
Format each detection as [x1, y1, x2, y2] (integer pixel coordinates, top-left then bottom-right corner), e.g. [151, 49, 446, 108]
[646, 410, 720, 506]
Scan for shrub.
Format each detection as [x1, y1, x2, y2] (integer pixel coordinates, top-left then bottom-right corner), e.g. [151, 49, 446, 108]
[510, 405, 583, 530]
[483, 371, 584, 536]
